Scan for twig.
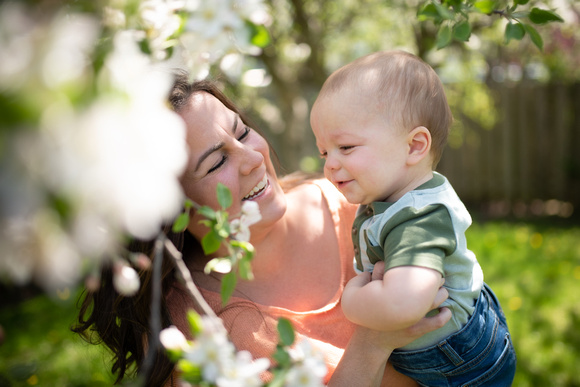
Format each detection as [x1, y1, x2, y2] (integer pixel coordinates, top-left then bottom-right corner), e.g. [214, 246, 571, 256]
[163, 238, 218, 319]
[140, 233, 165, 383]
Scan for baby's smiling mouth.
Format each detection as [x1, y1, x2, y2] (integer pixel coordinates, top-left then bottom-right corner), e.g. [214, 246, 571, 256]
[243, 175, 268, 200]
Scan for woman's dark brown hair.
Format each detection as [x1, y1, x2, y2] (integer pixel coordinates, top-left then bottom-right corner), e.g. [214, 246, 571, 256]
[72, 72, 256, 386]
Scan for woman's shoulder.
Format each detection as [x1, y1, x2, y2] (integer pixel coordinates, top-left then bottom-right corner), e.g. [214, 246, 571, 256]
[282, 172, 356, 220]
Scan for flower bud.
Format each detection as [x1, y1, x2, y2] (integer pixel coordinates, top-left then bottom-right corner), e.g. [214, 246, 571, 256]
[160, 325, 189, 351]
[113, 264, 140, 296]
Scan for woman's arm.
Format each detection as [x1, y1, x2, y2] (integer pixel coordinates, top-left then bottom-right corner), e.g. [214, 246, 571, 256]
[330, 262, 451, 387]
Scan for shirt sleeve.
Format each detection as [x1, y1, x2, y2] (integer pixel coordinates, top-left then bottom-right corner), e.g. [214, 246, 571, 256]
[377, 204, 457, 276]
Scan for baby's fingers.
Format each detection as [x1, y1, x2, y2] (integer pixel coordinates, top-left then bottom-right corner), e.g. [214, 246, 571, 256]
[432, 285, 449, 309]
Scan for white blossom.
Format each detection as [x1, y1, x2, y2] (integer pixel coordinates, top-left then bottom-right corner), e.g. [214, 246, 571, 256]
[284, 340, 327, 387]
[139, 0, 183, 60]
[230, 201, 261, 242]
[184, 317, 235, 383]
[216, 350, 270, 387]
[160, 325, 190, 352]
[113, 263, 140, 296]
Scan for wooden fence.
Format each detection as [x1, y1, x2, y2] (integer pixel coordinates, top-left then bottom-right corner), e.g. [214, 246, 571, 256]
[437, 82, 580, 217]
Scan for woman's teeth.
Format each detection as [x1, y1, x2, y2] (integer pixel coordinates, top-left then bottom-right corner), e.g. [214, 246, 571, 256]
[243, 175, 268, 200]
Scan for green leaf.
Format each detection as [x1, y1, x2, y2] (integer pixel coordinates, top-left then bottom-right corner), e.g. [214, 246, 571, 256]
[216, 183, 233, 209]
[528, 8, 563, 24]
[277, 318, 295, 347]
[473, 0, 496, 14]
[201, 229, 222, 255]
[272, 346, 292, 367]
[238, 257, 254, 280]
[268, 369, 288, 387]
[172, 212, 190, 233]
[505, 22, 525, 43]
[197, 205, 216, 220]
[434, 2, 455, 20]
[184, 199, 194, 210]
[511, 11, 530, 19]
[524, 23, 543, 50]
[230, 240, 255, 256]
[187, 310, 204, 335]
[221, 271, 237, 305]
[514, 0, 529, 5]
[249, 23, 270, 48]
[176, 359, 202, 383]
[453, 20, 471, 41]
[436, 24, 453, 49]
[417, 3, 440, 21]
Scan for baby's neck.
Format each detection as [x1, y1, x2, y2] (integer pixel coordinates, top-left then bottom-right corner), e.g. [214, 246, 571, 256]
[385, 169, 434, 203]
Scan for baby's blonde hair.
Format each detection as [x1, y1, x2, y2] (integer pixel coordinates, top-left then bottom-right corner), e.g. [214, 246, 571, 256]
[316, 50, 453, 168]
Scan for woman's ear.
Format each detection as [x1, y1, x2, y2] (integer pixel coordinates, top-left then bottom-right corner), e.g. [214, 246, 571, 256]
[406, 126, 432, 166]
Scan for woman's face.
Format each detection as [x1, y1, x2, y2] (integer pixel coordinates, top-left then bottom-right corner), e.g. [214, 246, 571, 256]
[178, 92, 286, 241]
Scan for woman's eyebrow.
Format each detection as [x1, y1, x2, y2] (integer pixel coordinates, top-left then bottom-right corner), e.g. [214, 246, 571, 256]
[194, 114, 239, 172]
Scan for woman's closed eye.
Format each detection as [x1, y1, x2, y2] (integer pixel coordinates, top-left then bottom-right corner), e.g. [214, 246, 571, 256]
[206, 127, 251, 175]
[237, 126, 250, 141]
[207, 155, 227, 174]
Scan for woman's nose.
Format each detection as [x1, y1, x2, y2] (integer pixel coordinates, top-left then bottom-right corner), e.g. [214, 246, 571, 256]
[239, 144, 264, 175]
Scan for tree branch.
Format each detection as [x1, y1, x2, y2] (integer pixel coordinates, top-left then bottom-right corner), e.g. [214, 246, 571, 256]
[163, 238, 218, 319]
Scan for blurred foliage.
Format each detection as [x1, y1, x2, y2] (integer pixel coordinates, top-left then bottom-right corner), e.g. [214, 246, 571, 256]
[1, 217, 579, 385]
[0, 288, 116, 386]
[208, 0, 579, 172]
[467, 217, 580, 386]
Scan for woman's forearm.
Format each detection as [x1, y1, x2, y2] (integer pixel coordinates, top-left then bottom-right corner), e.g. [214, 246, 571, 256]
[329, 327, 391, 387]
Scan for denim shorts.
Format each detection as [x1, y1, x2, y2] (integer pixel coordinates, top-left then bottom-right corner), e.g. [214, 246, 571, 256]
[389, 284, 516, 387]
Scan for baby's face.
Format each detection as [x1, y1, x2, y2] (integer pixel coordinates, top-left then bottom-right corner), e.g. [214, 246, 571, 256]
[311, 91, 413, 204]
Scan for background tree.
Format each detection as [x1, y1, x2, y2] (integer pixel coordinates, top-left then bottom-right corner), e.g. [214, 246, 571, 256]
[211, 0, 576, 175]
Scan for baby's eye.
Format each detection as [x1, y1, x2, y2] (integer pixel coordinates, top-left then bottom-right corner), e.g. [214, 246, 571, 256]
[340, 145, 354, 152]
[319, 151, 327, 159]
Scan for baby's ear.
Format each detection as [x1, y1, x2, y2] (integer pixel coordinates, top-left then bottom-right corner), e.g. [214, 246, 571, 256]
[407, 126, 432, 166]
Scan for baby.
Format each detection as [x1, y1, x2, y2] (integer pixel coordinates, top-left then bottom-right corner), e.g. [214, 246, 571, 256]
[311, 50, 516, 386]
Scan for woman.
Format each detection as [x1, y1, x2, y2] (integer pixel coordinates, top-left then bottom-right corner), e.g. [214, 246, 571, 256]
[75, 73, 451, 386]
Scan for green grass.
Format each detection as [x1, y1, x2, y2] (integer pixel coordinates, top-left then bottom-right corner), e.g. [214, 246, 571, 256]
[467, 218, 580, 387]
[0, 218, 579, 386]
[0, 289, 115, 387]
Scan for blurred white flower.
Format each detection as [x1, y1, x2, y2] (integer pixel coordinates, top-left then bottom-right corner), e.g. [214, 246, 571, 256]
[230, 201, 261, 242]
[216, 350, 270, 387]
[41, 13, 99, 90]
[0, 3, 35, 89]
[284, 340, 327, 387]
[0, 209, 82, 292]
[139, 0, 183, 60]
[220, 52, 244, 80]
[160, 325, 190, 352]
[185, 316, 235, 383]
[113, 262, 140, 296]
[185, 0, 242, 39]
[103, 6, 127, 29]
[180, 316, 269, 386]
[235, 0, 270, 25]
[35, 31, 189, 241]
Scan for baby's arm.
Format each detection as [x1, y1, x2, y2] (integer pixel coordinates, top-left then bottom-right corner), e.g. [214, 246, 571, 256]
[341, 265, 443, 331]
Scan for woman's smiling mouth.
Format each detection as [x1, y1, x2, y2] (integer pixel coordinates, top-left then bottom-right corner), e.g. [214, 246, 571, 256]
[243, 175, 268, 200]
